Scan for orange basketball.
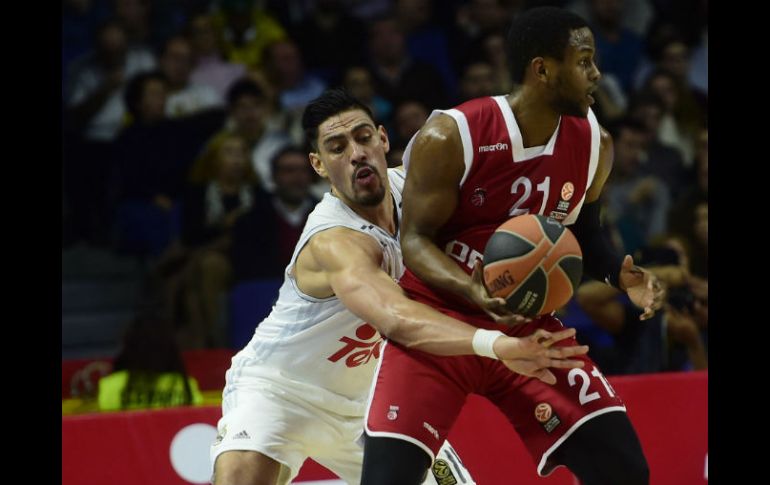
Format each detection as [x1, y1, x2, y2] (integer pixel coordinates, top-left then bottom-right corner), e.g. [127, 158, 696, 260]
[483, 214, 583, 317]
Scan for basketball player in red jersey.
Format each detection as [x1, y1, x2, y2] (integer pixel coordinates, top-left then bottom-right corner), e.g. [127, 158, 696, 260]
[362, 7, 665, 485]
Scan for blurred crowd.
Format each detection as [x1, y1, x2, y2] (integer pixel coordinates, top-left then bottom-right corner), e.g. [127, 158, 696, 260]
[62, 0, 707, 384]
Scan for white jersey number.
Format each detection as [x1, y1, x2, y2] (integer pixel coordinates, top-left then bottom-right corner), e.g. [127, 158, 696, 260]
[509, 176, 551, 216]
[568, 366, 616, 405]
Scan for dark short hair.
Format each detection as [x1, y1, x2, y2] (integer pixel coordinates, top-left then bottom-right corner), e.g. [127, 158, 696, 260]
[506, 7, 589, 84]
[301, 88, 374, 151]
[124, 70, 166, 120]
[226, 78, 266, 108]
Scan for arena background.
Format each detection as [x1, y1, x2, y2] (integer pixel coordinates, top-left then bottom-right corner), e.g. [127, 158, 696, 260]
[62, 0, 708, 483]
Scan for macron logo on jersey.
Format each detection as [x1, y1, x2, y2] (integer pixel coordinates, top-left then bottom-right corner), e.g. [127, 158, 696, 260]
[478, 142, 509, 153]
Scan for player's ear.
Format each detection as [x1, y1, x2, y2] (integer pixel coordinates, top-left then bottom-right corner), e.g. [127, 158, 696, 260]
[531, 57, 549, 82]
[379, 125, 390, 154]
[309, 152, 327, 178]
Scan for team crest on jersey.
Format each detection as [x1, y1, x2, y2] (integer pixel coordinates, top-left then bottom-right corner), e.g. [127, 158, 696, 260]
[535, 402, 561, 433]
[387, 405, 399, 421]
[431, 459, 458, 485]
[471, 187, 486, 207]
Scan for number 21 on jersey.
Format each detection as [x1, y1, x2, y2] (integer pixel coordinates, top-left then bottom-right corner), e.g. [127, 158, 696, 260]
[510, 176, 550, 216]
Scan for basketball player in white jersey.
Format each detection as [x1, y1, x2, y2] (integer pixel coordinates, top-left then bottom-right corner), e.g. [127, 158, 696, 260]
[210, 89, 590, 485]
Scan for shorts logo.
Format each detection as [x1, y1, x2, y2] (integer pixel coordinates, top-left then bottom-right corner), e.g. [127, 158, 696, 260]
[213, 425, 227, 445]
[387, 405, 399, 421]
[471, 188, 486, 207]
[535, 402, 561, 433]
[561, 182, 575, 201]
[431, 459, 458, 485]
[327, 323, 383, 367]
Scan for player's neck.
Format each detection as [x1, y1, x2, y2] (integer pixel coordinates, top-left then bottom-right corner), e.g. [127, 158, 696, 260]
[334, 185, 397, 236]
[355, 192, 396, 236]
[508, 90, 561, 148]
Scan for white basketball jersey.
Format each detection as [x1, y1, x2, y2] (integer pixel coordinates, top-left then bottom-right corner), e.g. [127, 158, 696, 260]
[223, 168, 406, 416]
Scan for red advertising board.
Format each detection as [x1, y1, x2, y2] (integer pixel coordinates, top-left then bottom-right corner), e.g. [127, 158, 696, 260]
[62, 371, 707, 484]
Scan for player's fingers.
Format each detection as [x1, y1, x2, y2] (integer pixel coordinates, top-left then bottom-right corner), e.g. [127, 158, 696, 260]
[540, 327, 576, 344]
[639, 306, 655, 321]
[546, 345, 589, 358]
[471, 260, 485, 284]
[545, 358, 585, 369]
[534, 369, 557, 385]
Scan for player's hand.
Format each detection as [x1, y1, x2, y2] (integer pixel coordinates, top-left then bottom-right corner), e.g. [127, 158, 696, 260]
[618, 255, 665, 321]
[469, 260, 531, 326]
[495, 328, 588, 385]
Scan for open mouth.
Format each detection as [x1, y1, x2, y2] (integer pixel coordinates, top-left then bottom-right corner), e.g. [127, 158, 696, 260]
[355, 166, 374, 179]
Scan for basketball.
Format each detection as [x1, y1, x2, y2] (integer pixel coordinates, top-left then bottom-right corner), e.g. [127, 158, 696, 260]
[483, 214, 583, 317]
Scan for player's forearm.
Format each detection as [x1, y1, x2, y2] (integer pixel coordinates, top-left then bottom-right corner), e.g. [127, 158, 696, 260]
[338, 272, 477, 356]
[380, 297, 478, 356]
[402, 232, 475, 302]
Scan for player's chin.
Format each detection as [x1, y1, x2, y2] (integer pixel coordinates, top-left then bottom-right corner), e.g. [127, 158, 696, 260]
[355, 187, 386, 206]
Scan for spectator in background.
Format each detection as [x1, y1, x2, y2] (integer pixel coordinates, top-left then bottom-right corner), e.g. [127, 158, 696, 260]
[389, 99, 429, 152]
[457, 60, 497, 103]
[396, 0, 458, 99]
[98, 307, 204, 411]
[580, 0, 644, 94]
[160, 35, 223, 118]
[261, 39, 326, 113]
[65, 19, 156, 141]
[642, 69, 699, 165]
[449, 0, 515, 76]
[187, 12, 248, 99]
[111, 71, 224, 257]
[62, 0, 111, 83]
[113, 0, 152, 50]
[668, 128, 708, 279]
[189, 78, 291, 193]
[110, 71, 178, 257]
[478, 32, 513, 95]
[230, 146, 318, 281]
[342, 66, 392, 126]
[290, 0, 367, 83]
[211, 0, 286, 69]
[64, 18, 156, 245]
[627, 90, 687, 196]
[603, 119, 671, 255]
[169, 133, 259, 350]
[367, 15, 448, 110]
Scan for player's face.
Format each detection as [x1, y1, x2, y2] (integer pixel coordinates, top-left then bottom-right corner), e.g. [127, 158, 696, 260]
[311, 109, 390, 207]
[552, 27, 601, 117]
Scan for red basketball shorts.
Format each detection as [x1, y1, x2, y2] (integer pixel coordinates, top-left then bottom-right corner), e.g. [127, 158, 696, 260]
[365, 313, 626, 476]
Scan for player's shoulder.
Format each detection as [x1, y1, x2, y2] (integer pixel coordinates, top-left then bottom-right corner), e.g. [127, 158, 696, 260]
[307, 226, 381, 269]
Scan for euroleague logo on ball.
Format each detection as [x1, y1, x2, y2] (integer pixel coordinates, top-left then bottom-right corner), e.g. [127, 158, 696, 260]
[471, 187, 487, 207]
[535, 402, 553, 423]
[561, 182, 575, 201]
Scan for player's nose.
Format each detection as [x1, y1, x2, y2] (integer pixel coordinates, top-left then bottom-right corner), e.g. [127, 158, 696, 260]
[350, 141, 367, 163]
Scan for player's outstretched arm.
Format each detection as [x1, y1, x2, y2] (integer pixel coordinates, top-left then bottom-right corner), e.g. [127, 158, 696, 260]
[400, 114, 527, 326]
[303, 227, 587, 369]
[573, 127, 665, 320]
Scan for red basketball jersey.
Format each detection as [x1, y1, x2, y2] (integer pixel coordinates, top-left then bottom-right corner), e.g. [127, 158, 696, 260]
[400, 95, 601, 316]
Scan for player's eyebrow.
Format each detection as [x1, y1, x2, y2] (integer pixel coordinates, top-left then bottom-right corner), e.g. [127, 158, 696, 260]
[322, 122, 375, 146]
